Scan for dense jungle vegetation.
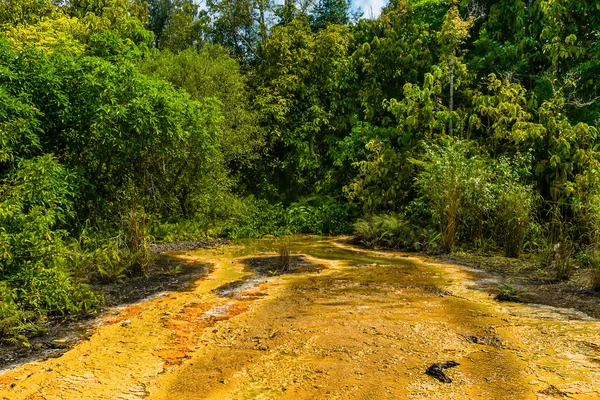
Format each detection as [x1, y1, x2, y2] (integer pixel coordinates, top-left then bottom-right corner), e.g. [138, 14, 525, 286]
[1, 0, 600, 343]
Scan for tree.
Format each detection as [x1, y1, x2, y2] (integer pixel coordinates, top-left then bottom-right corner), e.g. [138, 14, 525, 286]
[207, 0, 272, 60]
[138, 45, 263, 180]
[311, 0, 351, 30]
[350, 1, 435, 125]
[0, 0, 55, 26]
[274, 0, 315, 25]
[148, 0, 208, 50]
[437, 0, 474, 136]
[251, 20, 354, 200]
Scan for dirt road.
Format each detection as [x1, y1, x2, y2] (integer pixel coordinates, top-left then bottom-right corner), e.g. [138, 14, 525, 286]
[0, 236, 599, 399]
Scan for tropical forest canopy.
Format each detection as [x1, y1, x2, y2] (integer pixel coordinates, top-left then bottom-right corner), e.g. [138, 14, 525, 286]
[1, 0, 600, 342]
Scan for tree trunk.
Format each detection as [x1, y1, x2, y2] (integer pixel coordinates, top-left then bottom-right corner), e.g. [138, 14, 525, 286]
[448, 54, 454, 136]
[258, 0, 267, 43]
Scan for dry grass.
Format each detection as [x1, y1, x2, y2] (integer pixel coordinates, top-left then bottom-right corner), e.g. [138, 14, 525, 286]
[276, 244, 292, 273]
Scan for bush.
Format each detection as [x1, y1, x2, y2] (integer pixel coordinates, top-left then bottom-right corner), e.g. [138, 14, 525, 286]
[416, 140, 493, 252]
[354, 214, 430, 251]
[0, 283, 39, 345]
[223, 196, 287, 239]
[285, 196, 353, 235]
[540, 206, 575, 281]
[495, 282, 520, 302]
[497, 183, 535, 258]
[0, 156, 102, 341]
[220, 196, 353, 239]
[586, 247, 600, 292]
[122, 206, 152, 276]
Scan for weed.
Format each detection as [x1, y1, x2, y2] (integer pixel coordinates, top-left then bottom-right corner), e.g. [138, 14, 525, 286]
[416, 141, 493, 253]
[123, 205, 152, 277]
[588, 247, 600, 292]
[495, 282, 520, 302]
[162, 266, 183, 276]
[542, 206, 575, 281]
[275, 244, 292, 273]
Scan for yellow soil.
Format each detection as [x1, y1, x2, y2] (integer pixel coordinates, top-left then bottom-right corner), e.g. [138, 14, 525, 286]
[0, 236, 599, 399]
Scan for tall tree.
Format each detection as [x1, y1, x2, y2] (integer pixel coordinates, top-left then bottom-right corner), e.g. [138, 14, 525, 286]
[0, 0, 55, 25]
[251, 20, 354, 199]
[437, 0, 474, 136]
[275, 0, 314, 25]
[207, 0, 272, 60]
[310, 0, 351, 30]
[148, 0, 207, 50]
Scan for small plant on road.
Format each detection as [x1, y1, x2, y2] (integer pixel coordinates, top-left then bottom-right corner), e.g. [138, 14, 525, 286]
[495, 282, 520, 302]
[271, 244, 292, 275]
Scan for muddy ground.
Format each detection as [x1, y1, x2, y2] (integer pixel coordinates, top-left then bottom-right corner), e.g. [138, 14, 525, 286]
[0, 236, 598, 399]
[0, 240, 224, 372]
[441, 252, 600, 319]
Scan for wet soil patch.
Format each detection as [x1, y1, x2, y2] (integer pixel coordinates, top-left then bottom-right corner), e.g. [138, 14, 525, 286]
[93, 254, 212, 307]
[462, 334, 503, 348]
[440, 252, 600, 320]
[216, 255, 326, 298]
[0, 252, 213, 372]
[345, 237, 600, 319]
[243, 255, 327, 275]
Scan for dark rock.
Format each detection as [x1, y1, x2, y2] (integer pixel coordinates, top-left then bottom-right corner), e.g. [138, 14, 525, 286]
[426, 360, 460, 383]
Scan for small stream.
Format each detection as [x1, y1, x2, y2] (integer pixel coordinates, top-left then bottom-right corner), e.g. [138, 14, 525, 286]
[0, 235, 598, 399]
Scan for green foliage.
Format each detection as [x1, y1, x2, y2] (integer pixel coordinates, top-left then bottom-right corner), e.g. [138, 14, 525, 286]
[0, 156, 101, 340]
[495, 282, 520, 302]
[354, 214, 431, 251]
[138, 45, 262, 175]
[415, 140, 490, 252]
[3, 0, 600, 340]
[2, 0, 152, 56]
[223, 197, 287, 239]
[590, 248, 600, 292]
[311, 0, 353, 30]
[122, 205, 152, 276]
[0, 0, 55, 26]
[251, 19, 354, 200]
[0, 283, 39, 344]
[285, 196, 353, 234]
[148, 0, 208, 51]
[352, 3, 435, 126]
[206, 0, 270, 59]
[221, 196, 353, 239]
[497, 181, 536, 258]
[542, 205, 576, 281]
[0, 45, 226, 222]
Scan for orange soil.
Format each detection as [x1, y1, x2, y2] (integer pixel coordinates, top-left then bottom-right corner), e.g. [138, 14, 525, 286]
[0, 237, 598, 400]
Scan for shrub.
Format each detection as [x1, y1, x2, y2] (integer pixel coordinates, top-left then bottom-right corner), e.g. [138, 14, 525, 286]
[587, 247, 600, 292]
[0, 283, 39, 345]
[495, 282, 520, 302]
[497, 183, 535, 257]
[541, 206, 575, 281]
[285, 196, 353, 235]
[354, 214, 430, 251]
[416, 140, 493, 252]
[0, 156, 102, 341]
[223, 196, 287, 239]
[122, 206, 151, 276]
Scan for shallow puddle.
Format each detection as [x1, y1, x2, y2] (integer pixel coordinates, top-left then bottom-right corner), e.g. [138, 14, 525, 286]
[0, 236, 599, 399]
